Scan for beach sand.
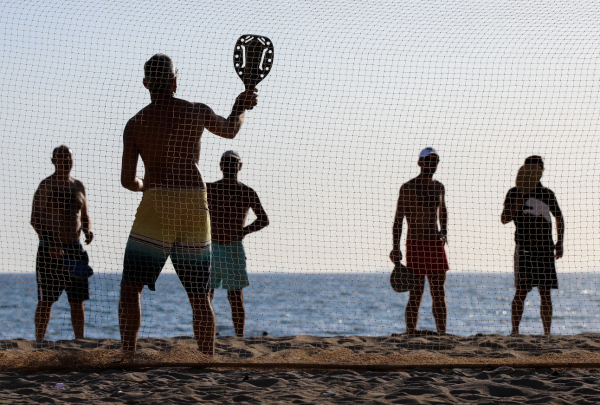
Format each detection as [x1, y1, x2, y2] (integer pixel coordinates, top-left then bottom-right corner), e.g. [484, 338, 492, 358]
[2, 333, 600, 403]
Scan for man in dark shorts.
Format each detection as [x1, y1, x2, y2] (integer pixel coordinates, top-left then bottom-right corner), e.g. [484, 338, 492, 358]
[390, 147, 449, 334]
[30, 145, 94, 341]
[120, 54, 257, 357]
[502, 155, 564, 336]
[207, 151, 269, 337]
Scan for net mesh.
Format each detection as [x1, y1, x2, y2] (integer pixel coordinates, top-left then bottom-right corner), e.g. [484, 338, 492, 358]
[2, 0, 600, 369]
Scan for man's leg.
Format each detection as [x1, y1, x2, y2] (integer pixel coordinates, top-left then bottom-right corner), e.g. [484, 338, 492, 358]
[227, 289, 245, 337]
[511, 287, 531, 335]
[119, 282, 144, 355]
[539, 287, 553, 336]
[406, 275, 426, 332]
[35, 301, 53, 341]
[69, 301, 85, 339]
[189, 293, 216, 355]
[427, 273, 447, 334]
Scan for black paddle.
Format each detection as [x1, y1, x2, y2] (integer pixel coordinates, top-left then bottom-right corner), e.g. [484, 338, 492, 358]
[233, 35, 274, 109]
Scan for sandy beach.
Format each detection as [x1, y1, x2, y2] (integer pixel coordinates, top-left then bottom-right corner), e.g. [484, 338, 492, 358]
[2, 333, 600, 403]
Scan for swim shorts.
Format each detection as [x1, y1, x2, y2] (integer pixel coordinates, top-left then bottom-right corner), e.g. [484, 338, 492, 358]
[123, 189, 212, 295]
[406, 240, 450, 276]
[210, 241, 249, 290]
[514, 245, 558, 289]
[36, 241, 90, 303]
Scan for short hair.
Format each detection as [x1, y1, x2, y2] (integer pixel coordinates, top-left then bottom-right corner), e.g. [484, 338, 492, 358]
[52, 145, 71, 159]
[525, 155, 544, 169]
[144, 54, 178, 94]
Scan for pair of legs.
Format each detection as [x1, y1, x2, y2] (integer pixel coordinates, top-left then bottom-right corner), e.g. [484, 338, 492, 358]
[119, 282, 216, 356]
[405, 273, 447, 334]
[511, 286, 552, 336]
[209, 289, 245, 337]
[35, 301, 85, 340]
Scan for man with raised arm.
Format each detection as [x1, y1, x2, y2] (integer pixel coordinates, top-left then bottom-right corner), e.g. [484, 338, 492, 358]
[502, 155, 564, 336]
[31, 145, 94, 341]
[390, 147, 449, 334]
[207, 151, 269, 337]
[120, 54, 257, 357]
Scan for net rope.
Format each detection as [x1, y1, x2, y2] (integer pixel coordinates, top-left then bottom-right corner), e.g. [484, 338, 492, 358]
[2, 0, 600, 368]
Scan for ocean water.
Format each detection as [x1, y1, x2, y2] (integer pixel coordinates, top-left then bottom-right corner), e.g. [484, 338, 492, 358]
[1, 272, 600, 341]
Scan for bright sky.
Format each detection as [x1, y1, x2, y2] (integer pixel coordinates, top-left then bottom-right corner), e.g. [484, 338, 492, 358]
[1, 0, 600, 274]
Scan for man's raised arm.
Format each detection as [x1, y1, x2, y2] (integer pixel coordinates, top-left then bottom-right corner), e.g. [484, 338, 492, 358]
[203, 89, 258, 140]
[121, 121, 144, 192]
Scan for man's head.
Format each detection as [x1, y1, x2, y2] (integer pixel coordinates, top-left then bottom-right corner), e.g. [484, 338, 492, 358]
[143, 54, 178, 95]
[418, 147, 439, 176]
[524, 155, 544, 171]
[220, 150, 243, 178]
[51, 145, 73, 174]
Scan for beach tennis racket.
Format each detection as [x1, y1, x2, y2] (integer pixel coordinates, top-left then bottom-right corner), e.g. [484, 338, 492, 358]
[233, 35, 274, 109]
[515, 164, 543, 196]
[390, 262, 415, 293]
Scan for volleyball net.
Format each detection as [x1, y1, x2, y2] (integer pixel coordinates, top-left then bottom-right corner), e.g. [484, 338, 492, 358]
[2, 0, 600, 369]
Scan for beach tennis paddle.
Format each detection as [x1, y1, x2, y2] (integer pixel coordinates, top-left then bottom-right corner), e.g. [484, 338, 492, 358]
[390, 262, 415, 293]
[233, 35, 274, 109]
[515, 164, 543, 196]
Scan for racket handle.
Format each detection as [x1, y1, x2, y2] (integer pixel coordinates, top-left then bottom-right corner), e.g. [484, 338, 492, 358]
[245, 85, 256, 110]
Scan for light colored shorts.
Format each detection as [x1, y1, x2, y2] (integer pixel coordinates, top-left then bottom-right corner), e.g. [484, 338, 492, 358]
[210, 241, 249, 290]
[123, 189, 212, 294]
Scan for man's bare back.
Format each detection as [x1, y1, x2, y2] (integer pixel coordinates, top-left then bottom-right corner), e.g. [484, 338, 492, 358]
[121, 94, 256, 191]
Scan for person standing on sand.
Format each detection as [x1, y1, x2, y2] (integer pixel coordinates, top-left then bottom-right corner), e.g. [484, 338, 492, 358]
[119, 54, 257, 357]
[502, 155, 564, 336]
[207, 151, 269, 337]
[31, 145, 94, 341]
[390, 147, 449, 334]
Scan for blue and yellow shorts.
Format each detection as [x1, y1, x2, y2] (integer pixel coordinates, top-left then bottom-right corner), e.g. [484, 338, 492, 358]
[210, 241, 249, 290]
[123, 189, 212, 295]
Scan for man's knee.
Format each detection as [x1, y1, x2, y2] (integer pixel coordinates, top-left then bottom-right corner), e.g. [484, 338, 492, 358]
[120, 282, 143, 303]
[227, 289, 243, 302]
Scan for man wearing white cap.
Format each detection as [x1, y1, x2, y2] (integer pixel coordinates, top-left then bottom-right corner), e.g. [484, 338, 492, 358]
[390, 147, 449, 334]
[207, 151, 269, 337]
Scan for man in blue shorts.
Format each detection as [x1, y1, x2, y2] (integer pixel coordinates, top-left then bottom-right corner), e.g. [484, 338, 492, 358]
[120, 55, 257, 356]
[31, 145, 94, 341]
[207, 151, 269, 337]
[501, 155, 564, 336]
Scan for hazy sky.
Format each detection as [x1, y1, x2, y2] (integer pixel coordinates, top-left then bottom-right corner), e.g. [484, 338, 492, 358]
[2, 0, 600, 274]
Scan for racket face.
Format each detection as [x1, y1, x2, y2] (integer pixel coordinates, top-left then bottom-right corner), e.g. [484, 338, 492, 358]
[233, 35, 274, 89]
[515, 164, 543, 195]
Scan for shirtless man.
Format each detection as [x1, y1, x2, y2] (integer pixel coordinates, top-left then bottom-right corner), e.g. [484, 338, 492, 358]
[390, 147, 449, 334]
[502, 155, 564, 336]
[207, 151, 269, 337]
[120, 54, 257, 357]
[31, 145, 94, 340]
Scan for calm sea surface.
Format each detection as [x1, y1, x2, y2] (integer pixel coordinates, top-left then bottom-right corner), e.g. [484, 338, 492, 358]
[1, 272, 599, 340]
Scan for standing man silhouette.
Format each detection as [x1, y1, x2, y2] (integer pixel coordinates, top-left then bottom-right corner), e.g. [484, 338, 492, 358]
[31, 145, 94, 340]
[390, 147, 449, 334]
[119, 54, 257, 357]
[207, 151, 269, 337]
[502, 155, 564, 336]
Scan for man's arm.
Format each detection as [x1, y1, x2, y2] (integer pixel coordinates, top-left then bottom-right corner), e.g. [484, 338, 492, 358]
[390, 185, 405, 263]
[501, 189, 521, 224]
[78, 182, 94, 244]
[202, 89, 258, 140]
[242, 190, 269, 237]
[439, 184, 448, 244]
[121, 120, 144, 192]
[30, 184, 46, 240]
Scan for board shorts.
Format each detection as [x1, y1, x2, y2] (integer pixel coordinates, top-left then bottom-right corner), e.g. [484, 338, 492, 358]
[406, 240, 450, 276]
[36, 241, 90, 303]
[123, 189, 212, 295]
[514, 245, 558, 289]
[210, 241, 249, 290]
